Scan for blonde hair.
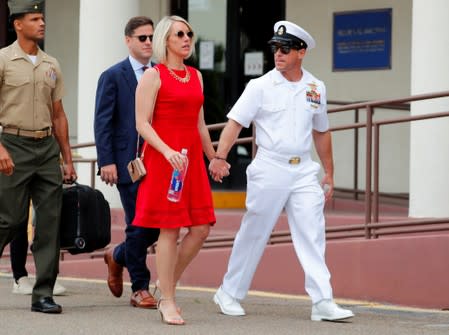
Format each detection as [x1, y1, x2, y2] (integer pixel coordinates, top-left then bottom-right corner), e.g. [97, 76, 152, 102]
[152, 15, 196, 63]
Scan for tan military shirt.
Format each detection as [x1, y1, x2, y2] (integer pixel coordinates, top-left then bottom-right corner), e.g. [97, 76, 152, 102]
[0, 40, 64, 130]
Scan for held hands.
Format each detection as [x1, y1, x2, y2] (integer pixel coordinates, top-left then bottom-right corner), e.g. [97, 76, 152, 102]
[208, 157, 231, 183]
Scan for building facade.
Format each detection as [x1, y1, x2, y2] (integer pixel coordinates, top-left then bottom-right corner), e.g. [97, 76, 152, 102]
[1, 0, 448, 216]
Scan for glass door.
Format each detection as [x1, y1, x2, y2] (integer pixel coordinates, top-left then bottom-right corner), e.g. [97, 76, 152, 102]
[173, 0, 285, 189]
[187, 0, 228, 127]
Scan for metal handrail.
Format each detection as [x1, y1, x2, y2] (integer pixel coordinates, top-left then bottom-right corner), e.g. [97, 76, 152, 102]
[327, 90, 449, 238]
[327, 90, 449, 113]
[71, 92, 449, 241]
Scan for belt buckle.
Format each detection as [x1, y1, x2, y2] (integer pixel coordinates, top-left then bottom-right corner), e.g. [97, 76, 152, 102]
[34, 130, 47, 139]
[288, 156, 301, 165]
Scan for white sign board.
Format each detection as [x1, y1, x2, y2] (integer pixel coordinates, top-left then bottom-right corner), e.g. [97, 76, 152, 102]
[244, 52, 263, 76]
[199, 41, 214, 70]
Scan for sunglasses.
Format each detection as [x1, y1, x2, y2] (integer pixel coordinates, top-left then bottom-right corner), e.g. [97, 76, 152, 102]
[133, 35, 153, 42]
[270, 44, 299, 55]
[175, 30, 194, 39]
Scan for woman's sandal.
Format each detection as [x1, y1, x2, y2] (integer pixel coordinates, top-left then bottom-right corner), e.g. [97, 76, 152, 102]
[152, 279, 161, 297]
[157, 298, 185, 326]
[153, 280, 182, 314]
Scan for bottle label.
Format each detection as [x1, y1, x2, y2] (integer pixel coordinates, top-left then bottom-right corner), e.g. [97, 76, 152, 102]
[167, 150, 188, 202]
[170, 170, 182, 192]
[171, 179, 182, 192]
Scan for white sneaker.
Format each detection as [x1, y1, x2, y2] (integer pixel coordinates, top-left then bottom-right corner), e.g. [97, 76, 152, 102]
[53, 280, 67, 296]
[311, 299, 354, 321]
[12, 276, 33, 295]
[213, 286, 246, 316]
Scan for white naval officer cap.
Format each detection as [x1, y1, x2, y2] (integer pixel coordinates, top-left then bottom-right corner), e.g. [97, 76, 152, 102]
[269, 20, 316, 50]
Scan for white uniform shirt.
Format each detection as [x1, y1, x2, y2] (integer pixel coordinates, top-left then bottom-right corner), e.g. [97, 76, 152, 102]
[227, 68, 328, 156]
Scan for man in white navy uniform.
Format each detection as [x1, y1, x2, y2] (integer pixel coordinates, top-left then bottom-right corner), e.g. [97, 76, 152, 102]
[209, 20, 354, 322]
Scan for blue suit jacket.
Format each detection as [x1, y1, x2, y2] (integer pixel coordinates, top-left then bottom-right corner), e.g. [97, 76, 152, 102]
[94, 58, 145, 184]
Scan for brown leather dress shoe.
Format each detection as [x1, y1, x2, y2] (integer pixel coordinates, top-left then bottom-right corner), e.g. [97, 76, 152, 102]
[104, 248, 123, 297]
[130, 289, 158, 309]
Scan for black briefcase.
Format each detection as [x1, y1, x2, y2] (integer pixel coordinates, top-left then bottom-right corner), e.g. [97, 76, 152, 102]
[60, 183, 111, 255]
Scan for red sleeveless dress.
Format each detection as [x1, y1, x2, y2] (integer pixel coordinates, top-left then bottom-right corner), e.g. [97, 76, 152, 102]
[132, 64, 216, 228]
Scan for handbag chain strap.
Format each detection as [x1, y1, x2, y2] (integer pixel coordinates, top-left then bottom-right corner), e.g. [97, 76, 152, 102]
[136, 64, 158, 160]
[136, 135, 147, 159]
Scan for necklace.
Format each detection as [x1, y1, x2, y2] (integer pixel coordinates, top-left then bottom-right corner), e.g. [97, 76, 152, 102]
[166, 64, 190, 83]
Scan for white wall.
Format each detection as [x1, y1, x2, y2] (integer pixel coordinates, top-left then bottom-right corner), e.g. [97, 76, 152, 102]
[140, 0, 168, 23]
[76, 0, 140, 207]
[45, 0, 80, 144]
[409, 0, 449, 217]
[287, 0, 412, 193]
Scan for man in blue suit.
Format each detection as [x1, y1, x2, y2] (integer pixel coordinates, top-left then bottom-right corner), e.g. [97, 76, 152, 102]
[94, 16, 159, 309]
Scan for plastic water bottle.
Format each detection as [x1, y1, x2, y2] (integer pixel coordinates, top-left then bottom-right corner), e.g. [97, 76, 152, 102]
[167, 148, 188, 202]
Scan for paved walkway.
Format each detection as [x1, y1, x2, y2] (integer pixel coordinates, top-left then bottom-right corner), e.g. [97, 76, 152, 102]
[0, 274, 448, 335]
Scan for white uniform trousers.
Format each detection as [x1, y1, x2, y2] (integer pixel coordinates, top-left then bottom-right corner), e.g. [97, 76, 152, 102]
[222, 149, 333, 303]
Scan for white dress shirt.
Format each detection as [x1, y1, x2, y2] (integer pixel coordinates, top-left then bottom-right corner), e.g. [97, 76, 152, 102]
[128, 55, 151, 82]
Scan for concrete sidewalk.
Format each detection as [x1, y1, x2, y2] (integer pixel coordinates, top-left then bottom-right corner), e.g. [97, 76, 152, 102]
[0, 274, 448, 335]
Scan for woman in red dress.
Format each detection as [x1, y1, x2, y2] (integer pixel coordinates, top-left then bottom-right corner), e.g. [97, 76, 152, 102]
[134, 15, 229, 325]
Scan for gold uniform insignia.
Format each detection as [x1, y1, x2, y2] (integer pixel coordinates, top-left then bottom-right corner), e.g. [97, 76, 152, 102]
[276, 25, 286, 36]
